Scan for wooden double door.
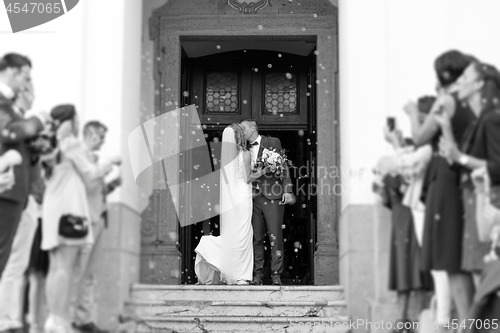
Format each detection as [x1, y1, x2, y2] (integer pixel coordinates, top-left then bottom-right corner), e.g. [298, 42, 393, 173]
[179, 49, 318, 285]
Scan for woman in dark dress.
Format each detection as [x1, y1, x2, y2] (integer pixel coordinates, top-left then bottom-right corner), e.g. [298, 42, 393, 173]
[404, 50, 476, 328]
[436, 61, 500, 327]
[383, 173, 432, 297]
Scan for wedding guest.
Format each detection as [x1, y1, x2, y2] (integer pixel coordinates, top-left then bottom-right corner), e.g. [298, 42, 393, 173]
[0, 81, 41, 333]
[400, 96, 453, 327]
[0, 53, 49, 279]
[41, 105, 119, 333]
[72, 121, 121, 333]
[375, 108, 434, 329]
[436, 62, 500, 276]
[404, 50, 476, 327]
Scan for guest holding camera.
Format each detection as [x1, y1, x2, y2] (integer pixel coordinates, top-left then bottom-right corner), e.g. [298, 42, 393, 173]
[0, 80, 43, 333]
[0, 53, 49, 279]
[41, 105, 120, 333]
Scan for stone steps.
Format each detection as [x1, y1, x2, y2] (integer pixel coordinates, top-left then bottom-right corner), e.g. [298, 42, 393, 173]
[130, 284, 345, 302]
[133, 316, 350, 332]
[127, 299, 347, 317]
[123, 284, 349, 333]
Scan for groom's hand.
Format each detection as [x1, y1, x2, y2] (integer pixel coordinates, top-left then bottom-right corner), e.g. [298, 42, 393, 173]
[281, 192, 293, 205]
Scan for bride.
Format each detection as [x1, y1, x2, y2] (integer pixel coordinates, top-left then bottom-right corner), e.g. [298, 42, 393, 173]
[194, 123, 259, 285]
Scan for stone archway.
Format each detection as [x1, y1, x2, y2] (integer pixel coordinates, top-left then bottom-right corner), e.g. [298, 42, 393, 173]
[141, 0, 339, 285]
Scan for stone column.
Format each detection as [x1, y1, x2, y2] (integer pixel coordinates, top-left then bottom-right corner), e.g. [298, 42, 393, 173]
[314, 31, 339, 285]
[139, 26, 182, 285]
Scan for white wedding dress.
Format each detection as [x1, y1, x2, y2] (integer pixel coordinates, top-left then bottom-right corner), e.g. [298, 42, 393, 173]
[194, 127, 253, 284]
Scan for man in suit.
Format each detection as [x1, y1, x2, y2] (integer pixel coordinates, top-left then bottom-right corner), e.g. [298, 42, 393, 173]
[72, 121, 121, 333]
[240, 119, 293, 286]
[0, 53, 48, 279]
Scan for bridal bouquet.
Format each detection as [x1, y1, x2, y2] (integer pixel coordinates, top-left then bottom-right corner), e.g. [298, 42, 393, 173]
[255, 147, 292, 179]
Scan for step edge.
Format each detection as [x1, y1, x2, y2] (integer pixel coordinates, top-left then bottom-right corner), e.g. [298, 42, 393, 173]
[131, 284, 344, 291]
[134, 315, 350, 323]
[125, 300, 347, 307]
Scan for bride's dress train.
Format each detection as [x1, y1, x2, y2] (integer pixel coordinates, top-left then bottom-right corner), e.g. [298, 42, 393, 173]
[195, 150, 253, 285]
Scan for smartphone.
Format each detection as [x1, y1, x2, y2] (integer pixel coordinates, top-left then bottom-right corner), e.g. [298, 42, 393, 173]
[387, 117, 396, 132]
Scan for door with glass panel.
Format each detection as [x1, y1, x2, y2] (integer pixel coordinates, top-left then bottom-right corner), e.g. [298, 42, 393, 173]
[180, 49, 316, 285]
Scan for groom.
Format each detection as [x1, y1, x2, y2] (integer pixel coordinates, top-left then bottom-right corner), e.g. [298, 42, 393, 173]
[240, 119, 293, 286]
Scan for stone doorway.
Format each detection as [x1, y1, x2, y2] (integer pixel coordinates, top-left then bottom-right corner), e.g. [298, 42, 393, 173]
[141, 0, 339, 286]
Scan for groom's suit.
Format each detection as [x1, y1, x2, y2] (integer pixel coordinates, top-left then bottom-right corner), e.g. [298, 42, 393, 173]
[250, 135, 292, 280]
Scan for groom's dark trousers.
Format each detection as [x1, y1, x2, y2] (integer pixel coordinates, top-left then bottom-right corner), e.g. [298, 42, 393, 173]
[252, 193, 285, 277]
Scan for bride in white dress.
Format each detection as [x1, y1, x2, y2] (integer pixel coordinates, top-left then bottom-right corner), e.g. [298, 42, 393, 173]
[195, 124, 254, 285]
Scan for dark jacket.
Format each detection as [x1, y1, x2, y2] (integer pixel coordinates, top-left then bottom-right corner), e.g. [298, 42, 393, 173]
[253, 136, 292, 200]
[0, 94, 43, 204]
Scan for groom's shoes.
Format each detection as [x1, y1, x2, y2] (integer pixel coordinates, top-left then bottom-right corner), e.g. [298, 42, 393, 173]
[271, 274, 283, 286]
[251, 276, 263, 285]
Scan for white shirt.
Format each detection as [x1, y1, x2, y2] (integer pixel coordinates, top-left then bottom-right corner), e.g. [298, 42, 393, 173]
[250, 135, 262, 169]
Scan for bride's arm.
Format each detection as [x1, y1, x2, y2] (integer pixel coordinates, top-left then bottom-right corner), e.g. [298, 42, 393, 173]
[242, 150, 252, 183]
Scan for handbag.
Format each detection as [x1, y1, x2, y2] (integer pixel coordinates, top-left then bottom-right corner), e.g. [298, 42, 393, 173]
[58, 214, 89, 238]
[472, 168, 500, 242]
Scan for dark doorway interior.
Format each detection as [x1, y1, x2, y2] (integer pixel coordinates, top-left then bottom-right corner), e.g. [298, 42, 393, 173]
[179, 44, 317, 285]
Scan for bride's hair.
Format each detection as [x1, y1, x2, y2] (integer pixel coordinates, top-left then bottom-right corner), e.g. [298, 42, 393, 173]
[229, 123, 247, 151]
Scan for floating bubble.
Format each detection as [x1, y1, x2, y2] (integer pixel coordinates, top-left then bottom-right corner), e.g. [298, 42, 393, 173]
[294, 241, 301, 248]
[171, 269, 180, 278]
[183, 91, 189, 97]
[301, 27, 306, 32]
[313, 14, 318, 17]
[315, 80, 320, 84]
[278, 54, 282, 58]
[280, 114, 284, 117]
[268, 64, 273, 68]
[302, 204, 307, 208]
[285, 73, 293, 79]
[281, 224, 286, 229]
[254, 68, 259, 72]
[294, 248, 299, 253]
[306, 92, 310, 97]
[258, 25, 264, 30]
[314, 50, 319, 55]
[243, 100, 248, 104]
[298, 130, 305, 137]
[276, 250, 282, 257]
[216, 45, 221, 50]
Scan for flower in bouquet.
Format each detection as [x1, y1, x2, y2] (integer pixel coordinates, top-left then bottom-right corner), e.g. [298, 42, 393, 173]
[255, 147, 292, 179]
